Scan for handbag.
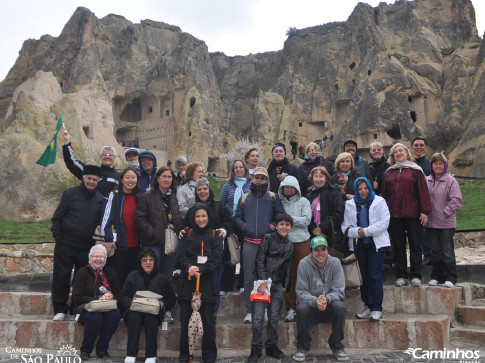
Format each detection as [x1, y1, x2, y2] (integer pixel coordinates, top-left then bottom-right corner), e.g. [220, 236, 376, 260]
[130, 290, 163, 315]
[164, 224, 178, 256]
[84, 299, 117, 312]
[226, 233, 240, 266]
[341, 253, 362, 288]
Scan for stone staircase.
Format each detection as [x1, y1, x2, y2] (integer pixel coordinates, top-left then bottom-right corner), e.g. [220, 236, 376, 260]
[452, 283, 485, 348]
[0, 285, 466, 359]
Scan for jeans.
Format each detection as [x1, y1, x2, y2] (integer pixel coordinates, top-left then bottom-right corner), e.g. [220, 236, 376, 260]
[356, 242, 386, 312]
[389, 218, 422, 279]
[428, 228, 457, 284]
[80, 309, 121, 353]
[242, 242, 259, 314]
[421, 226, 431, 258]
[251, 283, 284, 349]
[296, 300, 346, 353]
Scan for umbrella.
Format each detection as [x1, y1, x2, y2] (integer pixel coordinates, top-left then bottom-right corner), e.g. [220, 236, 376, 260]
[188, 272, 203, 363]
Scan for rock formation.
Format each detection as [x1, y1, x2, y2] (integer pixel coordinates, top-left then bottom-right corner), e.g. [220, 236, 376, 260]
[0, 0, 484, 220]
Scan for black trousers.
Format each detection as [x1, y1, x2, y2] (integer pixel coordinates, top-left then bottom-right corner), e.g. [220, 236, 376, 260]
[51, 242, 90, 314]
[179, 300, 217, 361]
[428, 228, 457, 284]
[106, 247, 140, 288]
[389, 218, 422, 279]
[124, 310, 159, 358]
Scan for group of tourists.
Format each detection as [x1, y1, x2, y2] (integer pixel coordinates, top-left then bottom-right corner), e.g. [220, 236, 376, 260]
[50, 127, 462, 363]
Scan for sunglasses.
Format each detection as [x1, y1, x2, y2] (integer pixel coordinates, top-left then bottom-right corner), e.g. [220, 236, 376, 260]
[142, 257, 155, 263]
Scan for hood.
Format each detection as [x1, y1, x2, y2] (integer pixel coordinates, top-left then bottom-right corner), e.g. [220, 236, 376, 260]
[430, 155, 449, 179]
[186, 202, 214, 230]
[278, 175, 301, 201]
[138, 150, 158, 176]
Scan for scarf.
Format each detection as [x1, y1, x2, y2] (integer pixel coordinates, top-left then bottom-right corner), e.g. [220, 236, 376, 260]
[386, 160, 425, 176]
[233, 177, 247, 216]
[311, 194, 321, 225]
[88, 265, 111, 298]
[353, 177, 375, 247]
[250, 182, 268, 197]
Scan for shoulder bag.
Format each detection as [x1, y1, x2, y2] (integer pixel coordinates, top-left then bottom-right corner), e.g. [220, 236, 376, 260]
[341, 229, 362, 288]
[164, 223, 178, 256]
[226, 233, 240, 266]
[84, 299, 117, 312]
[130, 290, 164, 315]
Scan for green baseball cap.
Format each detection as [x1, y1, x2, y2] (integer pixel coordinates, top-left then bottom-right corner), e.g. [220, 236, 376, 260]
[311, 236, 328, 250]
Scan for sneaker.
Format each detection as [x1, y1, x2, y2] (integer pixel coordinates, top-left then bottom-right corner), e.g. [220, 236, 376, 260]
[356, 307, 371, 319]
[145, 358, 156, 363]
[164, 311, 174, 324]
[173, 269, 181, 277]
[266, 344, 285, 359]
[428, 279, 439, 286]
[244, 313, 252, 324]
[395, 278, 408, 287]
[248, 347, 262, 362]
[239, 287, 244, 294]
[53, 313, 66, 321]
[292, 350, 307, 361]
[285, 308, 296, 322]
[442, 281, 454, 288]
[333, 349, 349, 361]
[124, 357, 136, 363]
[411, 278, 422, 287]
[369, 311, 382, 321]
[219, 291, 226, 296]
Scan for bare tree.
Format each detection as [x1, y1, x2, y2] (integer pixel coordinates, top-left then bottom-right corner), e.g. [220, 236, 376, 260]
[219, 137, 267, 166]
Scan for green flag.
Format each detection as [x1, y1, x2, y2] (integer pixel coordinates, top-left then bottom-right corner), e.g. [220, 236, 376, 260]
[36, 113, 64, 167]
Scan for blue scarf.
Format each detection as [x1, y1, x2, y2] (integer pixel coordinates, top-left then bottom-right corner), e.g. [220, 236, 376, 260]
[353, 177, 375, 246]
[233, 177, 247, 216]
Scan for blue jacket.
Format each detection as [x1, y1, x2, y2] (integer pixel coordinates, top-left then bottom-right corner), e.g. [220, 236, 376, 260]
[101, 190, 139, 251]
[234, 190, 285, 242]
[138, 151, 157, 193]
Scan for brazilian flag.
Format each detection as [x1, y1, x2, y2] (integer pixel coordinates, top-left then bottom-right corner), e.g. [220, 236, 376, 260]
[36, 113, 64, 167]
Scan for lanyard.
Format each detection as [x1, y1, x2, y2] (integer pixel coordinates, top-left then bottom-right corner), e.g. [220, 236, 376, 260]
[201, 241, 204, 256]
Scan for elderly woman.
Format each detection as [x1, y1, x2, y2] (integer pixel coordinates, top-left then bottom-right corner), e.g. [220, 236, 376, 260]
[267, 142, 301, 193]
[220, 159, 252, 294]
[426, 153, 463, 288]
[101, 166, 141, 287]
[298, 142, 335, 197]
[72, 245, 121, 360]
[368, 141, 390, 196]
[174, 155, 189, 186]
[307, 166, 346, 254]
[176, 203, 223, 363]
[244, 148, 260, 176]
[177, 162, 204, 218]
[342, 177, 391, 321]
[277, 175, 312, 322]
[136, 166, 182, 323]
[330, 152, 361, 201]
[381, 143, 431, 287]
[119, 248, 176, 363]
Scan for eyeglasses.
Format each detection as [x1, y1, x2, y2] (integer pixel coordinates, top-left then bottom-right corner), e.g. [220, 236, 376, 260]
[372, 149, 383, 152]
[102, 153, 115, 157]
[142, 257, 155, 263]
[253, 175, 267, 180]
[413, 143, 425, 147]
[308, 149, 320, 153]
[91, 255, 105, 259]
[84, 176, 100, 182]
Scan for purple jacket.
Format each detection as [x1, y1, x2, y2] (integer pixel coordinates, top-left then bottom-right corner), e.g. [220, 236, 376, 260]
[426, 173, 462, 229]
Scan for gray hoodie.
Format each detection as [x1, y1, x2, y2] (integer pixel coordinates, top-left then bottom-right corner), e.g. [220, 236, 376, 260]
[277, 176, 312, 243]
[295, 253, 345, 307]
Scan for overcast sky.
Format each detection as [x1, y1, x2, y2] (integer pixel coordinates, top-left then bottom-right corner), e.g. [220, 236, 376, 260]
[1, 0, 483, 81]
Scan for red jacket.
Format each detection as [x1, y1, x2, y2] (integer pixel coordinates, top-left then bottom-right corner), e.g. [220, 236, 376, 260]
[381, 167, 431, 219]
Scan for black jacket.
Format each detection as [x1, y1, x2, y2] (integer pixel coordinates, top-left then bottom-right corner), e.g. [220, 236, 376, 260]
[51, 183, 104, 247]
[298, 156, 335, 197]
[72, 265, 120, 315]
[62, 143, 119, 197]
[307, 183, 345, 252]
[176, 227, 223, 303]
[369, 156, 390, 195]
[329, 170, 361, 202]
[256, 232, 294, 289]
[119, 268, 176, 322]
[267, 157, 302, 193]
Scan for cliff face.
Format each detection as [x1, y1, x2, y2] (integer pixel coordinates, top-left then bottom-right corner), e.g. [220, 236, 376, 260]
[0, 0, 483, 220]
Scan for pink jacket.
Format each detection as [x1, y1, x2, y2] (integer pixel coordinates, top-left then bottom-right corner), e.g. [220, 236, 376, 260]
[426, 173, 462, 229]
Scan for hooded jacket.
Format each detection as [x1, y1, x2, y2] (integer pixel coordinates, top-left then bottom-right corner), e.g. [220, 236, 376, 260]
[426, 159, 462, 229]
[277, 176, 311, 243]
[341, 178, 391, 252]
[138, 151, 157, 193]
[295, 253, 345, 307]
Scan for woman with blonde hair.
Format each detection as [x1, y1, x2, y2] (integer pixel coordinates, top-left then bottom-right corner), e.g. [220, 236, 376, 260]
[330, 152, 361, 201]
[382, 143, 431, 287]
[298, 142, 335, 197]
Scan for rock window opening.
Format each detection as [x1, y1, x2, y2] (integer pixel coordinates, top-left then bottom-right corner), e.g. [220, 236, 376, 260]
[349, 62, 356, 69]
[298, 122, 303, 127]
[367, 70, 371, 76]
[373, 133, 377, 139]
[148, 106, 153, 113]
[189, 131, 192, 137]
[386, 125, 401, 140]
[83, 126, 92, 139]
[165, 110, 170, 116]
[190, 97, 196, 108]
[410, 111, 417, 122]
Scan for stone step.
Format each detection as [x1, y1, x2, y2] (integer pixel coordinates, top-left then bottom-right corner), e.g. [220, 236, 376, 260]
[0, 314, 450, 353]
[450, 326, 485, 348]
[0, 285, 461, 319]
[455, 304, 485, 327]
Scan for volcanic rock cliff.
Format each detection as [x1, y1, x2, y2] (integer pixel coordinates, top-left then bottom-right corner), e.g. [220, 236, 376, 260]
[0, 0, 483, 220]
